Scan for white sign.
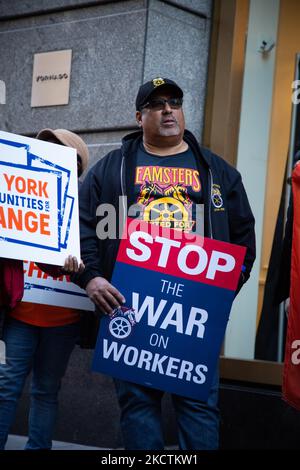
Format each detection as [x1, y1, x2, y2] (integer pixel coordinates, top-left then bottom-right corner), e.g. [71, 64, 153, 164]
[22, 261, 94, 311]
[0, 130, 80, 265]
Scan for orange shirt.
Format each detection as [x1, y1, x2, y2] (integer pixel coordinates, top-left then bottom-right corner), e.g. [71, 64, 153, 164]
[10, 301, 80, 327]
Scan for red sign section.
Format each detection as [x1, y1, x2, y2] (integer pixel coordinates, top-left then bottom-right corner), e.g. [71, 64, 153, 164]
[117, 218, 246, 291]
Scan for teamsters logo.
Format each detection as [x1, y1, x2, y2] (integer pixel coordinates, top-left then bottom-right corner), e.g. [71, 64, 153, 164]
[135, 166, 201, 231]
[138, 182, 193, 231]
[211, 184, 224, 210]
[108, 306, 137, 339]
[152, 78, 165, 87]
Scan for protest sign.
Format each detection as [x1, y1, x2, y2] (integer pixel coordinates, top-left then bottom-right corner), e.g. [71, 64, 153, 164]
[22, 261, 94, 311]
[0, 130, 80, 265]
[92, 218, 246, 401]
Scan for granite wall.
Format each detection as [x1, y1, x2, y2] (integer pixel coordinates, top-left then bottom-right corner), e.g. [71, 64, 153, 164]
[0, 0, 212, 165]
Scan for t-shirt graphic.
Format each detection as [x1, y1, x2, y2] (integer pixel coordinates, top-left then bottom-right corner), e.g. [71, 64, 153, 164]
[134, 145, 202, 232]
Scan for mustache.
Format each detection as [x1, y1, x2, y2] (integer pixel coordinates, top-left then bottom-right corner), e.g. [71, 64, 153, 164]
[160, 116, 178, 124]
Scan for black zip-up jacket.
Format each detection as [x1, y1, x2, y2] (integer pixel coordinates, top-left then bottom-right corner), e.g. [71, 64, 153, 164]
[73, 130, 255, 293]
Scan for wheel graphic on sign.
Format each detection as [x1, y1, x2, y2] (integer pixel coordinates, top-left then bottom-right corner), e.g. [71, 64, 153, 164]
[108, 306, 137, 339]
[109, 316, 132, 339]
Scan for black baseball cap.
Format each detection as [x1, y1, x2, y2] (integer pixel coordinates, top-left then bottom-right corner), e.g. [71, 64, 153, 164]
[135, 77, 183, 110]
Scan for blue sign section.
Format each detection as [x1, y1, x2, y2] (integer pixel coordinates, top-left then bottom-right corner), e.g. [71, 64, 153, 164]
[0, 138, 29, 152]
[28, 153, 71, 220]
[92, 262, 235, 401]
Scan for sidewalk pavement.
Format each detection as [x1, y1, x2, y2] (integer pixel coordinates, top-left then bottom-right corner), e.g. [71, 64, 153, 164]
[5, 434, 110, 450]
[5, 435, 178, 451]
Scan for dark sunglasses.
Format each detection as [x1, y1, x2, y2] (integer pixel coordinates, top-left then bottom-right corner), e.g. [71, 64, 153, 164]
[141, 97, 183, 111]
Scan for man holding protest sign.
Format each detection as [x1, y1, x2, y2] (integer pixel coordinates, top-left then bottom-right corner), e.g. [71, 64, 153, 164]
[75, 77, 256, 450]
[0, 129, 88, 451]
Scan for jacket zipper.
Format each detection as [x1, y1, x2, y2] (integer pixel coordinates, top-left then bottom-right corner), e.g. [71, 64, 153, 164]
[120, 153, 127, 227]
[208, 168, 213, 238]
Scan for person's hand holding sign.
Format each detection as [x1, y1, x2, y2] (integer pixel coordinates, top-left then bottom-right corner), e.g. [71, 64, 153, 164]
[61, 254, 85, 274]
[86, 276, 125, 314]
[37, 255, 84, 277]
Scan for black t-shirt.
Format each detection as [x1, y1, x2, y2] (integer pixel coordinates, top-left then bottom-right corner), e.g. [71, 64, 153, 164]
[133, 143, 204, 233]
